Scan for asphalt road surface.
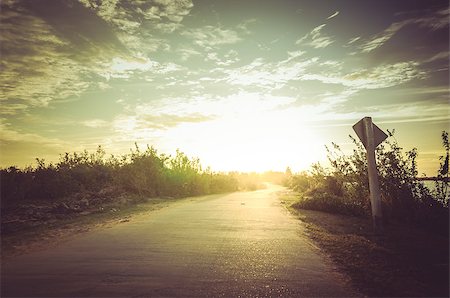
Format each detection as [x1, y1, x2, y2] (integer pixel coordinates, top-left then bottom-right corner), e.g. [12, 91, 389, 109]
[2, 184, 357, 297]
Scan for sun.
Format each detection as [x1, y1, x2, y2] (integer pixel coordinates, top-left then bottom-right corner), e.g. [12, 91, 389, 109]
[161, 103, 326, 173]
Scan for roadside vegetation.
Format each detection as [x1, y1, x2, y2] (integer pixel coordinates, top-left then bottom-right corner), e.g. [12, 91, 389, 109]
[282, 131, 449, 297]
[285, 131, 449, 235]
[1, 144, 239, 207]
[0, 144, 271, 246]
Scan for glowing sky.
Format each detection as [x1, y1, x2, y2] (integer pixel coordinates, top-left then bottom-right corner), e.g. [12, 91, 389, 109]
[1, 0, 449, 175]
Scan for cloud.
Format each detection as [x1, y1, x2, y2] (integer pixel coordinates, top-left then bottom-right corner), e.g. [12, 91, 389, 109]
[78, 0, 193, 32]
[415, 7, 450, 30]
[112, 97, 217, 142]
[326, 11, 339, 20]
[225, 53, 302, 91]
[347, 36, 361, 45]
[82, 119, 109, 128]
[215, 52, 322, 90]
[0, 0, 188, 113]
[344, 62, 426, 89]
[181, 26, 243, 49]
[0, 119, 69, 166]
[424, 51, 450, 63]
[0, 6, 87, 111]
[77, 0, 194, 57]
[236, 18, 257, 34]
[358, 102, 449, 125]
[140, 113, 215, 129]
[205, 50, 240, 66]
[0, 1, 131, 114]
[177, 47, 202, 61]
[301, 61, 426, 89]
[113, 91, 295, 133]
[99, 57, 180, 79]
[358, 7, 449, 53]
[358, 22, 406, 53]
[296, 24, 334, 48]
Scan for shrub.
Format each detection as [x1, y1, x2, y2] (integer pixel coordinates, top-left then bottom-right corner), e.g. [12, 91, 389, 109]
[288, 131, 449, 233]
[0, 145, 240, 208]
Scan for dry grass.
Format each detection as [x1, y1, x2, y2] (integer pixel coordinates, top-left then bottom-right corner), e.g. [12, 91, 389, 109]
[1, 196, 185, 258]
[280, 190, 449, 297]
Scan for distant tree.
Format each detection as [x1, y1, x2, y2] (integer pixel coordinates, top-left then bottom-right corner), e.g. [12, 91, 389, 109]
[435, 131, 449, 206]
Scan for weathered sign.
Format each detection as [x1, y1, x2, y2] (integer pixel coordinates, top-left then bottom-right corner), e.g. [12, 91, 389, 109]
[353, 117, 387, 234]
[353, 118, 388, 149]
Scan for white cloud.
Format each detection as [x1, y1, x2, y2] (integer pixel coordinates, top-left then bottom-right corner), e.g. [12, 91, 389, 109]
[177, 48, 202, 61]
[344, 62, 426, 89]
[82, 119, 109, 128]
[236, 18, 257, 34]
[100, 57, 183, 80]
[78, 0, 194, 59]
[299, 61, 425, 90]
[79, 0, 193, 29]
[181, 26, 243, 49]
[359, 22, 406, 53]
[217, 52, 320, 89]
[326, 11, 339, 20]
[347, 36, 361, 45]
[296, 24, 334, 48]
[205, 50, 240, 66]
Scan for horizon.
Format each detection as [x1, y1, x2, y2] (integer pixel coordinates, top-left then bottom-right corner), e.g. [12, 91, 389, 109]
[1, 0, 449, 176]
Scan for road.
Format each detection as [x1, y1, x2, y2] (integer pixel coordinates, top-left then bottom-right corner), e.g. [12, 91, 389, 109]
[2, 185, 356, 297]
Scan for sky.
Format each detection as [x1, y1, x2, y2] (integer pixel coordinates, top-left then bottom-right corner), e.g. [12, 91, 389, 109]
[0, 0, 449, 175]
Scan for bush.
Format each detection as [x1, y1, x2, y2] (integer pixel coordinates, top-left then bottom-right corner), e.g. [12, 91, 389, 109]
[288, 131, 449, 233]
[0, 145, 240, 209]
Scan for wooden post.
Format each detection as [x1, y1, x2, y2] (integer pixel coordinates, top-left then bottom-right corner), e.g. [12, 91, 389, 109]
[363, 117, 383, 234]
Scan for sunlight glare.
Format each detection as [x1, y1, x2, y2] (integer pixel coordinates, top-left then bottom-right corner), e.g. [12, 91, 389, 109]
[160, 93, 326, 172]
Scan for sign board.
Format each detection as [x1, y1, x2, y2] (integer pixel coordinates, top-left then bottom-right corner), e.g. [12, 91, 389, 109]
[353, 118, 388, 149]
[352, 117, 387, 234]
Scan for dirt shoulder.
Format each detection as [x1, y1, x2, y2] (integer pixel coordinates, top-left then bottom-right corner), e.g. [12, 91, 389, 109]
[1, 194, 220, 259]
[279, 190, 449, 297]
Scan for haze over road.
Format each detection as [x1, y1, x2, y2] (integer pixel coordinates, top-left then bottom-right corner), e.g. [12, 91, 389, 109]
[2, 184, 356, 297]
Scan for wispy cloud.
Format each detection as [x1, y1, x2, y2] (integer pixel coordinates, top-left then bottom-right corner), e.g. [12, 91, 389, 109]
[220, 55, 320, 89]
[358, 22, 405, 53]
[301, 61, 426, 89]
[82, 119, 110, 128]
[358, 7, 449, 53]
[347, 36, 361, 45]
[0, 0, 447, 174]
[0, 0, 194, 114]
[0, 119, 69, 166]
[181, 26, 243, 50]
[343, 61, 426, 89]
[112, 98, 217, 142]
[79, 0, 193, 33]
[99, 57, 183, 80]
[205, 50, 240, 66]
[177, 47, 202, 61]
[77, 0, 194, 57]
[296, 24, 334, 48]
[326, 11, 339, 20]
[424, 51, 450, 63]
[0, 8, 93, 113]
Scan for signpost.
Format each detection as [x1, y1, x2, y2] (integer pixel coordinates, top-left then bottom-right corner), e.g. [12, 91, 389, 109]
[353, 117, 387, 234]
